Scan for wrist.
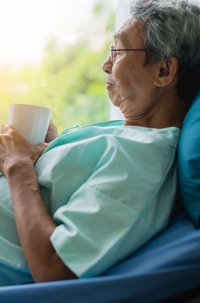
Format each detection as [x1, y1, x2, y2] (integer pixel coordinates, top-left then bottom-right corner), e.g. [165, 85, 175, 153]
[4, 159, 34, 179]
[5, 160, 40, 197]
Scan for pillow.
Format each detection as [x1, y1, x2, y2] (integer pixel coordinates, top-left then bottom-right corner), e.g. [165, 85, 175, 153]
[178, 92, 200, 227]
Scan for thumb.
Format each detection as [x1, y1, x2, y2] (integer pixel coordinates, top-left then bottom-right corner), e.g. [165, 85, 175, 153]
[36, 143, 48, 153]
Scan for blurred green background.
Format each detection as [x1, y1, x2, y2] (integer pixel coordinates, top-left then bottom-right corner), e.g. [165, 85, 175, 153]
[0, 0, 116, 133]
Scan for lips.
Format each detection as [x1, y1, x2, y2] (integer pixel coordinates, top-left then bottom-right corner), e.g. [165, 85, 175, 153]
[106, 80, 114, 90]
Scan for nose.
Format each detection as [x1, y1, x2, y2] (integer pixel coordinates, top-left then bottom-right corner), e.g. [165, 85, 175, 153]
[102, 56, 112, 74]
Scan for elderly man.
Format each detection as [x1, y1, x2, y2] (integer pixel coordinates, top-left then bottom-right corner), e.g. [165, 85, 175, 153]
[0, 0, 200, 285]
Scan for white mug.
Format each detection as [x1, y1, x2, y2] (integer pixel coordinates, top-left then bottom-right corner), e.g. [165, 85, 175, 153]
[8, 104, 52, 145]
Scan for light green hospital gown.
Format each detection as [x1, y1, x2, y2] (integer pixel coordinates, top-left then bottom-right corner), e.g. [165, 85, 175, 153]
[0, 120, 180, 286]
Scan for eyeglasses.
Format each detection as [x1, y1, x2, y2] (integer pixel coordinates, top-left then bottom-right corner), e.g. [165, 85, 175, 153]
[110, 44, 146, 63]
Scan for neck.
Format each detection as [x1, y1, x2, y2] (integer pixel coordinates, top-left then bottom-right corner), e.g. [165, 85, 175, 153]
[123, 95, 189, 129]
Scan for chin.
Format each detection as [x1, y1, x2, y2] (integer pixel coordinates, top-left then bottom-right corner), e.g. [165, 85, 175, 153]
[110, 97, 118, 107]
[111, 97, 122, 108]
[109, 92, 121, 107]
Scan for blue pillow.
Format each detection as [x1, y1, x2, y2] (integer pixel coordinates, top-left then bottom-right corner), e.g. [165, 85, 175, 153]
[178, 92, 200, 227]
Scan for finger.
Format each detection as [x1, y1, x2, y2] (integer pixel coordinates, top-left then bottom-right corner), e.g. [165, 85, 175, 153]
[0, 124, 8, 133]
[0, 124, 15, 134]
[37, 143, 48, 151]
[32, 143, 47, 163]
[33, 143, 48, 159]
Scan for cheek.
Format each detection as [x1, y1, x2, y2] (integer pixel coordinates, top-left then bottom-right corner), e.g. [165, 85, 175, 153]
[113, 63, 131, 89]
[113, 60, 127, 80]
[113, 65, 136, 99]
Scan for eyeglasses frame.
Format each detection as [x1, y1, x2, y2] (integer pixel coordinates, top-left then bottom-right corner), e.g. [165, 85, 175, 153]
[110, 44, 146, 63]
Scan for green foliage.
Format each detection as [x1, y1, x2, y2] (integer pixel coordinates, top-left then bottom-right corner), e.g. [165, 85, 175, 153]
[0, 0, 116, 132]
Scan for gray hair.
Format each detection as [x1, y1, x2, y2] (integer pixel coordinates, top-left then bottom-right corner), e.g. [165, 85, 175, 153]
[130, 0, 200, 103]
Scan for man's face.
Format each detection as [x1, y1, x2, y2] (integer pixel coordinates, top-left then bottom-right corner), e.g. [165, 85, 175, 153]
[102, 18, 161, 118]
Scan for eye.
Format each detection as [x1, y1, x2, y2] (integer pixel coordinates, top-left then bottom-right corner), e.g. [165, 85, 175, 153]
[115, 51, 123, 57]
[113, 50, 123, 61]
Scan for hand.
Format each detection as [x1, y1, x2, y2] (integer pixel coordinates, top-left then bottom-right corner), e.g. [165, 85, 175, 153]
[45, 119, 59, 143]
[0, 125, 46, 176]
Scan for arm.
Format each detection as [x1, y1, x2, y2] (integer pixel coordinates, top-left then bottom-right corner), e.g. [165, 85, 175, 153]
[0, 125, 77, 282]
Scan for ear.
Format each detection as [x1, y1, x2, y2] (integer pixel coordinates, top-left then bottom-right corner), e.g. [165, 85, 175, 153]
[154, 57, 179, 87]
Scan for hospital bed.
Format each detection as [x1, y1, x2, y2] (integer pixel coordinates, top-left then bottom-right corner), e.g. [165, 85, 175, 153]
[0, 214, 200, 303]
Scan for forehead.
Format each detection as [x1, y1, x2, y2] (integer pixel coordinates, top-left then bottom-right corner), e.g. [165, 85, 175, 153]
[114, 18, 145, 45]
